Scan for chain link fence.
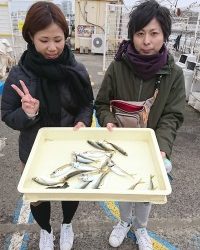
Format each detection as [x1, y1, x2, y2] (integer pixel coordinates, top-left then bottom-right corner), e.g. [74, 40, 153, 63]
[103, 4, 130, 70]
[1, 0, 200, 68]
[103, 2, 200, 70]
[8, 1, 39, 62]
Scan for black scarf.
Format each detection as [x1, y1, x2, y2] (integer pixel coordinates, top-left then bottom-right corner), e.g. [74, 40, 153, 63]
[21, 44, 93, 126]
[115, 40, 168, 80]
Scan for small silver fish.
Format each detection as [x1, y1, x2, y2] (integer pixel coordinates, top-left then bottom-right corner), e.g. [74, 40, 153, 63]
[50, 163, 72, 178]
[80, 150, 113, 159]
[63, 169, 94, 181]
[71, 162, 98, 171]
[46, 182, 69, 189]
[150, 175, 158, 190]
[79, 169, 100, 182]
[87, 140, 104, 150]
[104, 140, 128, 156]
[128, 178, 144, 190]
[95, 141, 114, 152]
[84, 171, 108, 189]
[72, 152, 98, 164]
[108, 159, 135, 179]
[32, 176, 66, 186]
[99, 156, 112, 169]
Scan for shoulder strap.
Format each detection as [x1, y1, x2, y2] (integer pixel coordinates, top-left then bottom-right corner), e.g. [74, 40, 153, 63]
[145, 75, 162, 109]
[155, 75, 162, 90]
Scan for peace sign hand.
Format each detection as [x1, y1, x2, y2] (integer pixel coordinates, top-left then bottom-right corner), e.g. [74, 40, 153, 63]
[11, 80, 40, 117]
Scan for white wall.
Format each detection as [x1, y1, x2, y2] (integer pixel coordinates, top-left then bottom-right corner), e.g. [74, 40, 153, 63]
[0, 2, 12, 38]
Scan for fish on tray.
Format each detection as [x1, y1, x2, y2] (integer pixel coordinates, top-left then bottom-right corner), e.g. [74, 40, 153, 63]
[50, 163, 72, 178]
[80, 170, 109, 189]
[33, 169, 94, 187]
[104, 140, 128, 156]
[77, 150, 114, 160]
[47, 178, 92, 189]
[66, 172, 93, 189]
[107, 159, 135, 179]
[72, 152, 100, 164]
[46, 182, 69, 189]
[32, 176, 66, 186]
[150, 174, 159, 190]
[87, 140, 115, 152]
[128, 178, 144, 190]
[71, 162, 98, 171]
[87, 140, 105, 150]
[95, 141, 115, 152]
[50, 164, 91, 180]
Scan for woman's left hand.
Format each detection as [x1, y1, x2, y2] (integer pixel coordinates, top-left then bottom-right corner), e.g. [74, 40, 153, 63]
[160, 151, 166, 158]
[161, 151, 172, 173]
[73, 121, 86, 131]
[106, 122, 117, 131]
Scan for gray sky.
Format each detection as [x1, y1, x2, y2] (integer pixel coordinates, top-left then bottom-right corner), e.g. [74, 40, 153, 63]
[123, 0, 200, 8]
[161, 0, 200, 8]
[10, 0, 200, 12]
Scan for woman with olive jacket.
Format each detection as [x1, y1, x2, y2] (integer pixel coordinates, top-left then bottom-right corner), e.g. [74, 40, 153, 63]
[95, 52, 185, 158]
[95, 2, 185, 249]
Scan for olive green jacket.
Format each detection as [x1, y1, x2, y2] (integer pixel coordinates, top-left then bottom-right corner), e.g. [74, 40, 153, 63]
[95, 54, 185, 157]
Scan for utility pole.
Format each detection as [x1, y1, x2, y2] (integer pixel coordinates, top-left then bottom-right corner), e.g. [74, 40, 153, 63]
[174, 0, 179, 9]
[192, 9, 200, 54]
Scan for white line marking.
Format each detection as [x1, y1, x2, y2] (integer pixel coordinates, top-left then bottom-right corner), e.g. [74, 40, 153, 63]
[18, 199, 32, 224]
[8, 232, 25, 250]
[8, 197, 34, 250]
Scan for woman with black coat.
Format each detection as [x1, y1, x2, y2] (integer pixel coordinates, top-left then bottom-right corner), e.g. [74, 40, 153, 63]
[1, 2, 93, 250]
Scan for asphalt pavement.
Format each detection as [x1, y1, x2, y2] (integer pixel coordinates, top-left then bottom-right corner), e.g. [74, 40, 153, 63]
[0, 54, 200, 250]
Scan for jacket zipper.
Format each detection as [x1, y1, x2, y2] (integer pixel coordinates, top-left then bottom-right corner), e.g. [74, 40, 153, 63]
[138, 79, 143, 101]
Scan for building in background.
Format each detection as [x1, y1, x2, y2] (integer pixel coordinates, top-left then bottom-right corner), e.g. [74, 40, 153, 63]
[58, 1, 74, 34]
[0, 1, 13, 43]
[62, 0, 72, 17]
[75, 0, 122, 53]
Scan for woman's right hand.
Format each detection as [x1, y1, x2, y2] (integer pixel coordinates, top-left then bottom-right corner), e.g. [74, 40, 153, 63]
[106, 122, 117, 131]
[11, 80, 40, 117]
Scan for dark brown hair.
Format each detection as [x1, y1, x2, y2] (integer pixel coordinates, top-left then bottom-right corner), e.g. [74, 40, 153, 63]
[22, 1, 69, 43]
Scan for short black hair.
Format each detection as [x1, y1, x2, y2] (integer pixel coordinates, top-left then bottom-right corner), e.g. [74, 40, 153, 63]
[128, 0, 171, 42]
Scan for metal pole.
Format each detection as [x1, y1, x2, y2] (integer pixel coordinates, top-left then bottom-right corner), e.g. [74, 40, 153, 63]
[174, 0, 179, 8]
[192, 10, 200, 54]
[103, 3, 108, 71]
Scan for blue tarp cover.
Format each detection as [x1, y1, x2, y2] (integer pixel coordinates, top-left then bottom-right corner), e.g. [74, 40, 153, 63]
[0, 81, 4, 95]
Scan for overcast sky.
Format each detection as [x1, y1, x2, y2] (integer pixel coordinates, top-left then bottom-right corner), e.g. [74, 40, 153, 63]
[55, 0, 200, 10]
[10, 0, 200, 12]
[123, 0, 200, 8]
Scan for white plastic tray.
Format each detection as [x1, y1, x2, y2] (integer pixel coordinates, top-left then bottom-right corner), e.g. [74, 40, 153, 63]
[18, 128, 171, 204]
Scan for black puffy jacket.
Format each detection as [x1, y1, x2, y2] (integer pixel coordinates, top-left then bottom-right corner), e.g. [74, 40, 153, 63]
[1, 59, 93, 163]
